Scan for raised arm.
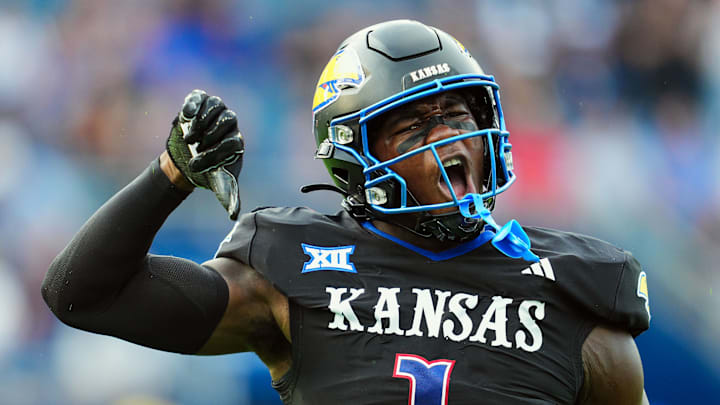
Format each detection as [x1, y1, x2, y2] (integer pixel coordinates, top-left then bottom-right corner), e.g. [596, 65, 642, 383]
[41, 90, 273, 356]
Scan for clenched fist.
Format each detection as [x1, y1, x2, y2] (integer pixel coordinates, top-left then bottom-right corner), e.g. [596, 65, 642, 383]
[166, 89, 245, 220]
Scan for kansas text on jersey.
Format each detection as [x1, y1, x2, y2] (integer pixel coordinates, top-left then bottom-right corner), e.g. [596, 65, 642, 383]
[326, 286, 546, 352]
[216, 207, 650, 405]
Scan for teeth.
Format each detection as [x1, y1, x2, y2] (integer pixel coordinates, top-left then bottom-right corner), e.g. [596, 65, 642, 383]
[443, 158, 462, 168]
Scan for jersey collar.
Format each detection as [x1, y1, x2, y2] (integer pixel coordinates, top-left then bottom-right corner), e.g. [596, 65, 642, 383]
[361, 221, 495, 261]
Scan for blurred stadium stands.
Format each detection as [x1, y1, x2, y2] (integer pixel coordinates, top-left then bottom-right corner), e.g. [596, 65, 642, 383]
[0, 0, 718, 403]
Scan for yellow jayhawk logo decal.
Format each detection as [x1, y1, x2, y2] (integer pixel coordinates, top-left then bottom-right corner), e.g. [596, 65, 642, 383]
[312, 48, 365, 113]
[450, 35, 472, 58]
[637, 271, 650, 320]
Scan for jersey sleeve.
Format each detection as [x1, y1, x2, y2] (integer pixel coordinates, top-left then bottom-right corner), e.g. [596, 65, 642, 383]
[214, 206, 309, 297]
[212, 206, 350, 301]
[610, 251, 650, 337]
[214, 209, 259, 265]
[528, 227, 650, 338]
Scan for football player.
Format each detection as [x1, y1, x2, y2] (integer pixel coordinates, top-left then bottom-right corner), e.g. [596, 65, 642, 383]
[43, 20, 650, 404]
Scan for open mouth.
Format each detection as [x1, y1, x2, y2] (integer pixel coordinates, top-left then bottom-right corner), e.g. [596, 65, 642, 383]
[439, 156, 471, 199]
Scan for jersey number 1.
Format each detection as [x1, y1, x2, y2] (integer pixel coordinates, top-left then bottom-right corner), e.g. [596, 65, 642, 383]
[392, 353, 455, 405]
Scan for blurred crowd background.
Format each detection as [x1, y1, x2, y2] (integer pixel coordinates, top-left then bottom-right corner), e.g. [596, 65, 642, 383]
[0, 0, 718, 404]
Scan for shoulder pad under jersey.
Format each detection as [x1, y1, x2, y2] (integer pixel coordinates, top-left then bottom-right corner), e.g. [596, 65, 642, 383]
[527, 227, 650, 337]
[214, 206, 360, 295]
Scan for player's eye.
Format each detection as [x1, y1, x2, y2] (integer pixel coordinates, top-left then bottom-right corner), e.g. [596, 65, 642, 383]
[406, 123, 423, 131]
[395, 120, 423, 135]
[445, 104, 471, 118]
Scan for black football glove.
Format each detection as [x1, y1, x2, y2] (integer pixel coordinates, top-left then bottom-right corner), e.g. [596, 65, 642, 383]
[167, 89, 244, 220]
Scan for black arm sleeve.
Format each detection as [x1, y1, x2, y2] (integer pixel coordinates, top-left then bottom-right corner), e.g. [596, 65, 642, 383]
[42, 159, 230, 354]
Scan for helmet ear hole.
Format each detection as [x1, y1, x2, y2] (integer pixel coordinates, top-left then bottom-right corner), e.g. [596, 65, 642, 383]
[463, 88, 497, 130]
[331, 167, 349, 186]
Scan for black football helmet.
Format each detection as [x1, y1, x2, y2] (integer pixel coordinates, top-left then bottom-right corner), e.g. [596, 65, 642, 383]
[310, 20, 535, 260]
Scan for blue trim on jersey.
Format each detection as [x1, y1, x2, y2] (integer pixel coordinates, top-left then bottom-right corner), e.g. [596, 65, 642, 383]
[362, 221, 495, 261]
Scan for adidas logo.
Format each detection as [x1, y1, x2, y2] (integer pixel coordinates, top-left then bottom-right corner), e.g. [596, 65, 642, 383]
[521, 258, 555, 282]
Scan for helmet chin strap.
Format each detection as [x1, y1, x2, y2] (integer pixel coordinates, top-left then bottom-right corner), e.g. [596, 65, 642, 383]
[404, 188, 483, 243]
[415, 211, 482, 242]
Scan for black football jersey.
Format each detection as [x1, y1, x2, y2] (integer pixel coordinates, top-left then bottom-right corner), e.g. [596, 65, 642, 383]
[215, 207, 650, 405]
